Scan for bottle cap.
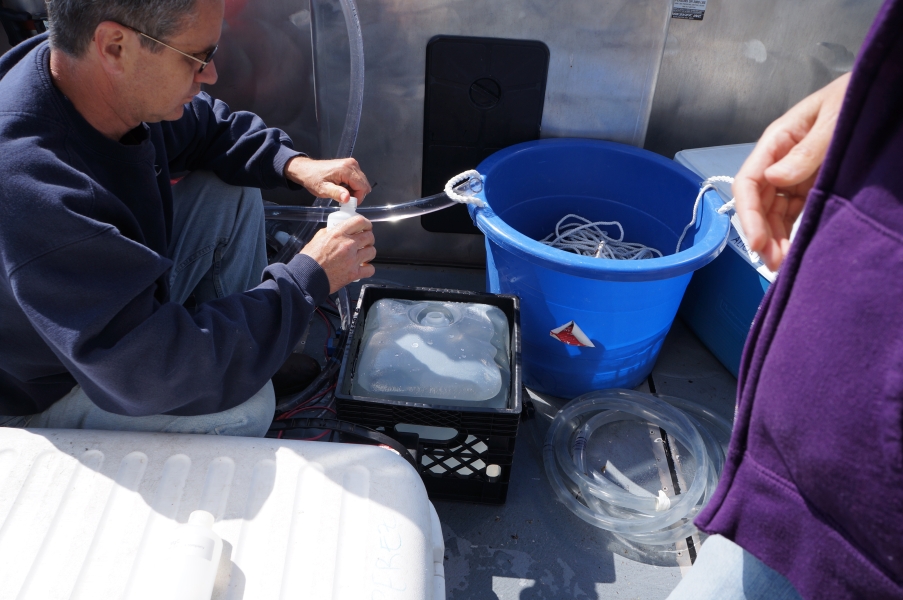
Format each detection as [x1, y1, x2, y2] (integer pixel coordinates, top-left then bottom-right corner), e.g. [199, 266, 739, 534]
[327, 197, 358, 230]
[188, 510, 215, 529]
[341, 197, 358, 214]
[421, 311, 451, 327]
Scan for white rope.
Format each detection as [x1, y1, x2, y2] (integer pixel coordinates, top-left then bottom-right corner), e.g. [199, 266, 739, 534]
[674, 184, 713, 254]
[539, 214, 664, 260]
[544, 176, 736, 260]
[709, 175, 737, 215]
[675, 176, 735, 253]
[444, 170, 485, 207]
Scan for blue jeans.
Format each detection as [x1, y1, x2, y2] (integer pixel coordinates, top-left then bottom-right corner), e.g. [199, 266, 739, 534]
[667, 535, 802, 600]
[0, 171, 273, 437]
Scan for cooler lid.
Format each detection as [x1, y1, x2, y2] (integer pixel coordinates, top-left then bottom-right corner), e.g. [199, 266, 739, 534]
[0, 429, 445, 600]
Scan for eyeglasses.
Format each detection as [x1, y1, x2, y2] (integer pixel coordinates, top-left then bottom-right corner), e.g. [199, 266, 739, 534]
[124, 24, 217, 73]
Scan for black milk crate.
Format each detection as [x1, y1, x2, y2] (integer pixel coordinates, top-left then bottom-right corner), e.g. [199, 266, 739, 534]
[335, 285, 522, 504]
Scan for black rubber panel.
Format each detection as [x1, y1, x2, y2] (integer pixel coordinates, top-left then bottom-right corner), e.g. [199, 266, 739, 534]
[421, 35, 549, 234]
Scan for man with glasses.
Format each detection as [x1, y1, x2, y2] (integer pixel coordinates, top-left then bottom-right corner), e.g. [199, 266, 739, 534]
[0, 0, 376, 435]
[123, 22, 219, 74]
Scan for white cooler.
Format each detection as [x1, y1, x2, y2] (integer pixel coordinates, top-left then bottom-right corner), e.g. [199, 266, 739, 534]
[0, 428, 445, 600]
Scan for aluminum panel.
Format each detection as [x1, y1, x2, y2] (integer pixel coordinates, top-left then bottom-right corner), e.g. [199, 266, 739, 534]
[645, 0, 884, 159]
[311, 0, 672, 265]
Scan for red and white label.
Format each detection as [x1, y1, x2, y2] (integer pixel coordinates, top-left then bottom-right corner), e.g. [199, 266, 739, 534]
[550, 321, 595, 347]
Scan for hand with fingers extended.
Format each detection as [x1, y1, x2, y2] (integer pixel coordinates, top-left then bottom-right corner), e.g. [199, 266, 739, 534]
[733, 72, 850, 271]
[300, 215, 376, 292]
[284, 155, 372, 205]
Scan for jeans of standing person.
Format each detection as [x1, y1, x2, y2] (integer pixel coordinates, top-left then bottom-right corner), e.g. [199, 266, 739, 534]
[0, 171, 274, 437]
[667, 535, 803, 600]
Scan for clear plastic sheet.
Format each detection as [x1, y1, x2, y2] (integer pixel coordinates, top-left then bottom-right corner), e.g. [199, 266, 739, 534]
[351, 299, 510, 408]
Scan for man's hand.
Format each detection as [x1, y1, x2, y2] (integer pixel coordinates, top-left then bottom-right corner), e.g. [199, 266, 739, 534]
[733, 72, 850, 271]
[284, 156, 371, 205]
[300, 215, 376, 292]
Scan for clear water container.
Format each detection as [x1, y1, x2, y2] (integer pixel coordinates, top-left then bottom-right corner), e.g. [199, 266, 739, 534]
[351, 299, 510, 408]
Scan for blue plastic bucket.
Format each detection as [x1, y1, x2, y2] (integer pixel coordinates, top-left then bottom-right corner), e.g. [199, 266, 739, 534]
[467, 139, 730, 398]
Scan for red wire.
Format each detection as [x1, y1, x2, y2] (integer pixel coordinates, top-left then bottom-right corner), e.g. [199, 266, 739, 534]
[277, 383, 336, 420]
[279, 397, 311, 420]
[274, 374, 337, 440]
[286, 405, 337, 417]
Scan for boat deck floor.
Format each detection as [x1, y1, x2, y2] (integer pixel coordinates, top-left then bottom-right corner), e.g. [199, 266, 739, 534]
[341, 263, 739, 600]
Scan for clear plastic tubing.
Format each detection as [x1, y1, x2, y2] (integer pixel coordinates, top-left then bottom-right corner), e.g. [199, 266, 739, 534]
[266, 0, 459, 243]
[543, 389, 723, 544]
[264, 190, 456, 223]
[615, 396, 728, 546]
[272, 0, 366, 265]
[574, 410, 721, 545]
[547, 391, 708, 530]
[268, 0, 366, 337]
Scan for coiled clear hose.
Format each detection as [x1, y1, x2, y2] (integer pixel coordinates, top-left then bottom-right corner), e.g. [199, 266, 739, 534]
[543, 389, 730, 545]
[271, 0, 366, 266]
[266, 0, 466, 251]
[267, 0, 366, 337]
[268, 0, 363, 416]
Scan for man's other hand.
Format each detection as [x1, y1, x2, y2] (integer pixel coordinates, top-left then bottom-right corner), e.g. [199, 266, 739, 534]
[300, 215, 376, 292]
[284, 156, 372, 205]
[733, 72, 850, 271]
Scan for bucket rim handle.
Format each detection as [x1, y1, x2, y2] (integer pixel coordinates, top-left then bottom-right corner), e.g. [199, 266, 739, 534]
[465, 138, 732, 280]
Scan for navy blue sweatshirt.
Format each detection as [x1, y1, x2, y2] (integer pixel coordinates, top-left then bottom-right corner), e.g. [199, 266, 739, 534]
[0, 36, 330, 417]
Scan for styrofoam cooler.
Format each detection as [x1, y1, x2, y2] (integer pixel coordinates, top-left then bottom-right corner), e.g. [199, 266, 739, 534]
[0, 429, 445, 600]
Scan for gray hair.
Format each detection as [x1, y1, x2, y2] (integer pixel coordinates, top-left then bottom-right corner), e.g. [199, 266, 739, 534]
[48, 0, 199, 57]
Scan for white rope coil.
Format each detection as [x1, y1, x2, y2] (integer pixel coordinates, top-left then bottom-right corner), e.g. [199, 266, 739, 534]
[544, 176, 736, 260]
[444, 170, 485, 207]
[540, 214, 663, 260]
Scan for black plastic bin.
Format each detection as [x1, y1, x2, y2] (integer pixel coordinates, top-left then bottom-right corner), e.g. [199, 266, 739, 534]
[336, 285, 522, 504]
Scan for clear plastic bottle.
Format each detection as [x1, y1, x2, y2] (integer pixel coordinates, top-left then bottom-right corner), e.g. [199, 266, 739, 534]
[143, 510, 223, 600]
[157, 510, 224, 600]
[125, 510, 223, 600]
[327, 198, 360, 283]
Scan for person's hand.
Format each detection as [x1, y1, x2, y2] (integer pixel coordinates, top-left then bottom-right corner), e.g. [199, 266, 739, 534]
[284, 156, 372, 205]
[733, 72, 850, 271]
[300, 215, 376, 292]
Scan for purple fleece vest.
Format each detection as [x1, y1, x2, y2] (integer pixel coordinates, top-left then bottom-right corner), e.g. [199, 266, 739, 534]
[695, 1, 903, 598]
